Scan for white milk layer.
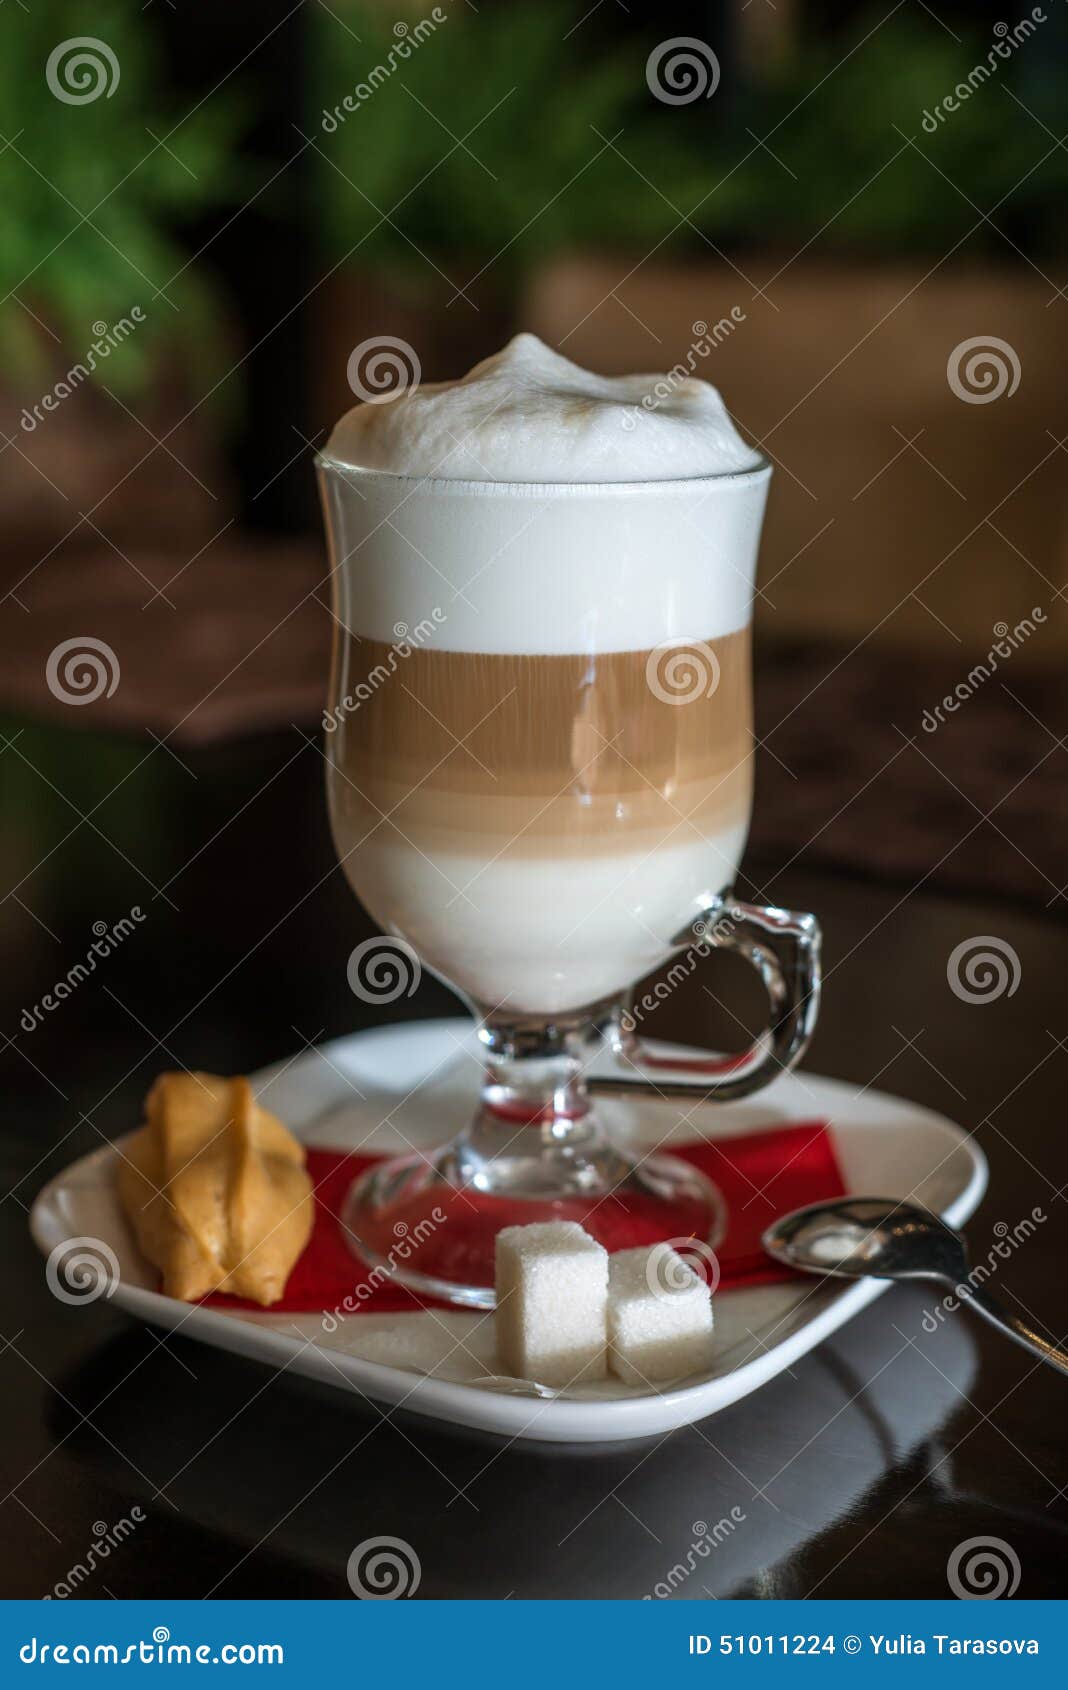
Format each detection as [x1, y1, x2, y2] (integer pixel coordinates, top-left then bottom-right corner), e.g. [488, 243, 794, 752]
[349, 821, 749, 1014]
[318, 334, 769, 655]
[324, 333, 763, 484]
[321, 470, 768, 654]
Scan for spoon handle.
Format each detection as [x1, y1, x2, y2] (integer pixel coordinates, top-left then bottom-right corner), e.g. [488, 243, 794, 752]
[957, 1283, 1068, 1377]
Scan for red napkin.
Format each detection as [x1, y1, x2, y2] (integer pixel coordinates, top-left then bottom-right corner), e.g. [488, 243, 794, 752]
[202, 1121, 845, 1316]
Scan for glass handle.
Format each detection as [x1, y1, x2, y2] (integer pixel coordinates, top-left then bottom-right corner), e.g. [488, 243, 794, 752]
[588, 897, 822, 1105]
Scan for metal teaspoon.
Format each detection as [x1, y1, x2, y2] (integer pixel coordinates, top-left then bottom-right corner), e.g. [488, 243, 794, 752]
[762, 1196, 1068, 1376]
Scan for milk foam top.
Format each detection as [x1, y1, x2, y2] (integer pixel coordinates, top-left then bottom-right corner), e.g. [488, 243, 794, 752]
[318, 335, 770, 654]
[324, 333, 762, 483]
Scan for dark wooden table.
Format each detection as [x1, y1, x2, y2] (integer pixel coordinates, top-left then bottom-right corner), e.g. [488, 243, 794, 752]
[1, 724, 1066, 1600]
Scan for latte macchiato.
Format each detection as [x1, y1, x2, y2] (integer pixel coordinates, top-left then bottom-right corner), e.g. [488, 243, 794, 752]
[319, 335, 768, 1013]
[317, 337, 822, 1307]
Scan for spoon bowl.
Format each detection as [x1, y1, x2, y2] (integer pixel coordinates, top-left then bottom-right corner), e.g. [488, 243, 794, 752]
[763, 1196, 968, 1284]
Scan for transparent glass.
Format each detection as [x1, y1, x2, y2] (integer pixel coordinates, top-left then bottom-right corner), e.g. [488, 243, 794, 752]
[317, 457, 796, 1309]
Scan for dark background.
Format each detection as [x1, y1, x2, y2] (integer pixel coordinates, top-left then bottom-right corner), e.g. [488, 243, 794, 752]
[0, 0, 1066, 1600]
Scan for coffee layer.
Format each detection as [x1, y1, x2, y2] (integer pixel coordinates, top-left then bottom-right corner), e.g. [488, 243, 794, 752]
[327, 631, 752, 859]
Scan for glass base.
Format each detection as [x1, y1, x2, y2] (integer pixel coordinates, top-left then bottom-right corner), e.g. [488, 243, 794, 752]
[341, 1136, 726, 1310]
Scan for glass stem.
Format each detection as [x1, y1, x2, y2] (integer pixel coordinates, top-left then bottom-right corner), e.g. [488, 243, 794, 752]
[453, 1007, 629, 1196]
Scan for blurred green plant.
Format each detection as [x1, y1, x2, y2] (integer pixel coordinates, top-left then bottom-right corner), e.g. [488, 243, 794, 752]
[310, 1, 716, 287]
[704, 13, 1068, 255]
[310, 4, 1068, 275]
[0, 0, 245, 394]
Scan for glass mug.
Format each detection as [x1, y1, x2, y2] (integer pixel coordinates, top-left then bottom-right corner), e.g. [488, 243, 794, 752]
[317, 455, 821, 1308]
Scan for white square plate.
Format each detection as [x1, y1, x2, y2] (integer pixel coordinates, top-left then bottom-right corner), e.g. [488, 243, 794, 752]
[30, 1018, 986, 1444]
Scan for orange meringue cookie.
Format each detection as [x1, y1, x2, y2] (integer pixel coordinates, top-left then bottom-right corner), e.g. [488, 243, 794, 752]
[118, 1072, 313, 1306]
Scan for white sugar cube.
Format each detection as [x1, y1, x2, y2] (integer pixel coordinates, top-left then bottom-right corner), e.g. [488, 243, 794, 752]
[607, 1244, 715, 1384]
[495, 1222, 608, 1385]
